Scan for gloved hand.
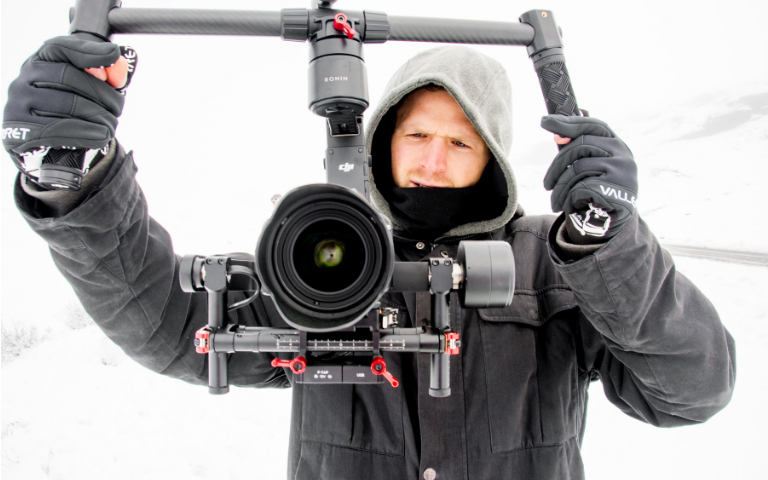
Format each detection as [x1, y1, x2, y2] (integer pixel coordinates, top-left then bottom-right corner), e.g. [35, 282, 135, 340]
[541, 115, 638, 242]
[2, 36, 137, 190]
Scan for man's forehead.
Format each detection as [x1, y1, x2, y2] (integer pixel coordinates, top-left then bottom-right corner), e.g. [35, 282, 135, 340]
[395, 88, 483, 139]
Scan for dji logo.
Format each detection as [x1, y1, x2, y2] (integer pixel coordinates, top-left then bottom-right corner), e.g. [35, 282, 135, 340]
[339, 163, 354, 172]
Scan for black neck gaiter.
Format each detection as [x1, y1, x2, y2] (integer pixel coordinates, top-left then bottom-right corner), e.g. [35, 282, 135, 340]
[383, 163, 505, 239]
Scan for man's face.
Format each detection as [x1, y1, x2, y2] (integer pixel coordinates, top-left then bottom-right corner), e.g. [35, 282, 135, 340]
[390, 88, 490, 189]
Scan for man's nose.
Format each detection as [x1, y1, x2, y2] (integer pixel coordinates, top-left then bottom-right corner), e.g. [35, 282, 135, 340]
[419, 139, 448, 173]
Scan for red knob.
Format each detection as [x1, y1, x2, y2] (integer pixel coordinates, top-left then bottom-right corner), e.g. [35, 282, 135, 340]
[445, 332, 461, 355]
[371, 357, 399, 387]
[271, 356, 307, 374]
[194, 327, 211, 354]
[333, 13, 357, 39]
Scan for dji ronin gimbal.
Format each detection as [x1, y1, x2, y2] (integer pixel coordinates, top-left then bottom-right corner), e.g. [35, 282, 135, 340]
[67, 0, 581, 397]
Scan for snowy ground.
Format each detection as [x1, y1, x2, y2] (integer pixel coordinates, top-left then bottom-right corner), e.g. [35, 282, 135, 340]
[2, 0, 767, 479]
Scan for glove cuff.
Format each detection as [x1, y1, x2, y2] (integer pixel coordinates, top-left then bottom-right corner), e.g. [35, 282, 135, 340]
[549, 213, 603, 263]
[19, 139, 118, 217]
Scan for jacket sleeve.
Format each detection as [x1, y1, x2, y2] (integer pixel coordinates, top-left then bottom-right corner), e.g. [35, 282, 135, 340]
[548, 212, 736, 426]
[14, 141, 289, 389]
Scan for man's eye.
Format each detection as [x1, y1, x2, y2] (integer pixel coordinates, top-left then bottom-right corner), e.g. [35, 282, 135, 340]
[410, 133, 426, 138]
[454, 141, 468, 148]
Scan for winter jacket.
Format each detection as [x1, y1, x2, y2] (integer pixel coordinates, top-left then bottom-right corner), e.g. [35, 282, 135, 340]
[14, 46, 735, 480]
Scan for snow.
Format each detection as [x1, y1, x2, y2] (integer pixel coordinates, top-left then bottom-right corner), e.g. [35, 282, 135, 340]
[2, 328, 292, 479]
[2, 0, 767, 479]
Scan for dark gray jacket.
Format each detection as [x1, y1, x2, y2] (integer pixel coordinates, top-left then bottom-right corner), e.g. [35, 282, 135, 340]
[15, 143, 735, 479]
[14, 46, 735, 480]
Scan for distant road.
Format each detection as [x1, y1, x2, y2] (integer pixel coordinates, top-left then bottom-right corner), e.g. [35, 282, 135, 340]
[662, 245, 768, 267]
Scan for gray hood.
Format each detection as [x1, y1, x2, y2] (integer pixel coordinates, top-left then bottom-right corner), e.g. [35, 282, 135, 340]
[365, 45, 517, 238]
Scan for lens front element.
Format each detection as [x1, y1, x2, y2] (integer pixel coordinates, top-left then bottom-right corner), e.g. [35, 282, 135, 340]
[295, 219, 363, 292]
[314, 239, 345, 269]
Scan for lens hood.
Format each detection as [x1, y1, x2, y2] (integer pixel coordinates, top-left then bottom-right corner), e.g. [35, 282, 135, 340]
[256, 184, 394, 332]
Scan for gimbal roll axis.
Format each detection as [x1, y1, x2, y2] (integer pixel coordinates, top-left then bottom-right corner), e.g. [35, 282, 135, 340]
[68, 0, 581, 397]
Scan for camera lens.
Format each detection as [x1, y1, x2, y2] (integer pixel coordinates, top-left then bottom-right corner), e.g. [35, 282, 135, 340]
[257, 185, 394, 332]
[280, 206, 375, 308]
[294, 219, 364, 292]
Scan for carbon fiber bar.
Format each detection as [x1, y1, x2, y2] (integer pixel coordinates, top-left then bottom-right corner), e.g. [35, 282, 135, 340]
[389, 16, 534, 45]
[71, 4, 576, 122]
[92, 7, 535, 45]
[107, 8, 281, 36]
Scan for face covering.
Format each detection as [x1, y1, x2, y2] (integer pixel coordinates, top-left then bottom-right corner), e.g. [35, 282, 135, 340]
[382, 163, 506, 239]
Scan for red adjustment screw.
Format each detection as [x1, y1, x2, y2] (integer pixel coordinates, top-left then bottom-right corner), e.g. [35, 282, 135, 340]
[445, 332, 461, 355]
[371, 357, 399, 387]
[194, 327, 212, 354]
[333, 13, 357, 39]
[271, 356, 307, 374]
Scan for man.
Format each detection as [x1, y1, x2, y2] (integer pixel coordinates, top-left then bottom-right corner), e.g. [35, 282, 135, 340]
[4, 37, 735, 480]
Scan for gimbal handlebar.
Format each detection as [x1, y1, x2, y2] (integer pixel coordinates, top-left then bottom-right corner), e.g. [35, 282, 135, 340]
[67, 0, 576, 397]
[69, 0, 581, 117]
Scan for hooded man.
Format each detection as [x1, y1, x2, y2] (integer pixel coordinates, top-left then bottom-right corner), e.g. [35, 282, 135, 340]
[4, 36, 735, 480]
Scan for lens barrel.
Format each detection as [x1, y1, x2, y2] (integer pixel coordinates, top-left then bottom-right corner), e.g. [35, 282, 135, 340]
[256, 184, 394, 332]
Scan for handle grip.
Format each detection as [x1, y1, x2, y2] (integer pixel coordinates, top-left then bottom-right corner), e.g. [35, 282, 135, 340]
[520, 10, 581, 117]
[535, 61, 580, 116]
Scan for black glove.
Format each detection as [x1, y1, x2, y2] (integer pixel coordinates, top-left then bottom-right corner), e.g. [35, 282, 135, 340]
[2, 36, 136, 190]
[542, 115, 638, 242]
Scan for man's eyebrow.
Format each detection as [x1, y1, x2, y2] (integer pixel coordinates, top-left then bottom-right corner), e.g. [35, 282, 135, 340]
[396, 119, 484, 141]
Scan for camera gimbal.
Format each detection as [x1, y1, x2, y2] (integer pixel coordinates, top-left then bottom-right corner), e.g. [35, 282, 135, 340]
[68, 0, 581, 397]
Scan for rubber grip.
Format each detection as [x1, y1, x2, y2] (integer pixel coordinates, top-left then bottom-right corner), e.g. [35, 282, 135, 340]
[535, 60, 580, 116]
